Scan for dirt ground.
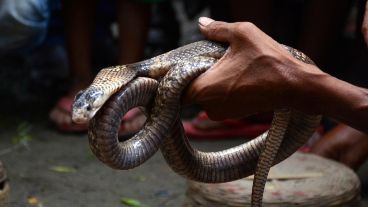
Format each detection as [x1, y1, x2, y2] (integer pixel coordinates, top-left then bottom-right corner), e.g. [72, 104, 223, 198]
[0, 123, 188, 207]
[0, 118, 367, 207]
[0, 116, 256, 207]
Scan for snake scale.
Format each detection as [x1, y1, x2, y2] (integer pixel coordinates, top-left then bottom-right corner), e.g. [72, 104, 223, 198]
[72, 40, 321, 207]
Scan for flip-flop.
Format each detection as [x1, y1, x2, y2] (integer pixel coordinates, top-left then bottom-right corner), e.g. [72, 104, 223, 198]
[299, 126, 325, 153]
[51, 97, 146, 134]
[50, 97, 88, 133]
[122, 107, 144, 122]
[119, 108, 147, 140]
[183, 112, 271, 140]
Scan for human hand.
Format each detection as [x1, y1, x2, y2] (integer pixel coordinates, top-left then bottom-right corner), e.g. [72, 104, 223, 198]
[363, 0, 368, 46]
[184, 17, 324, 120]
[311, 124, 368, 170]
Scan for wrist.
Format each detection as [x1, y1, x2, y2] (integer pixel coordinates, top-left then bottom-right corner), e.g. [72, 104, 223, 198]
[291, 63, 332, 114]
[278, 57, 326, 113]
[292, 63, 368, 132]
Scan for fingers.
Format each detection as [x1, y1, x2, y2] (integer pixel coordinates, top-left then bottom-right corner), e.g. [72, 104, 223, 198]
[198, 17, 233, 42]
[182, 69, 208, 106]
[182, 83, 196, 105]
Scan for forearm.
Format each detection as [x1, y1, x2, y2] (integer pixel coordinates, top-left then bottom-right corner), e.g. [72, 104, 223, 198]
[293, 63, 368, 133]
[322, 78, 368, 133]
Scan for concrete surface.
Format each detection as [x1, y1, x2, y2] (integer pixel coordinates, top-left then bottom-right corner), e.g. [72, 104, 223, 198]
[0, 118, 367, 207]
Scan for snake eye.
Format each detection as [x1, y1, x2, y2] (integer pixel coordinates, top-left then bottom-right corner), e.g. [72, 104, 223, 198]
[86, 105, 92, 111]
[75, 90, 84, 100]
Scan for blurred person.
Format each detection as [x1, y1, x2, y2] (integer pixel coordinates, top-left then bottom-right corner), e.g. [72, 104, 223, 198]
[0, 0, 55, 54]
[210, 0, 354, 65]
[311, 124, 368, 170]
[49, 0, 160, 132]
[0, 0, 68, 104]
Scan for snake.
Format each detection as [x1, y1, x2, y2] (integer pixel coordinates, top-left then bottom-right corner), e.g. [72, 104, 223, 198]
[72, 40, 321, 207]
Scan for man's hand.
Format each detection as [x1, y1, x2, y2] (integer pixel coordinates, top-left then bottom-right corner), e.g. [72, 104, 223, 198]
[311, 124, 368, 170]
[184, 17, 368, 133]
[184, 17, 325, 120]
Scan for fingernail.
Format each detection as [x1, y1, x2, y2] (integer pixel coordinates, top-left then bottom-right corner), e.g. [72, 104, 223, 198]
[198, 17, 214, 27]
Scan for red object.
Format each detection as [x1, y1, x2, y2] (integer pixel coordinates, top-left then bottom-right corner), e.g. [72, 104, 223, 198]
[52, 97, 88, 133]
[51, 97, 143, 133]
[183, 112, 270, 140]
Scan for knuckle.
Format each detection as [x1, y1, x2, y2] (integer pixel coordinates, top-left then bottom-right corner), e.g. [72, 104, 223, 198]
[234, 22, 255, 32]
[232, 22, 255, 38]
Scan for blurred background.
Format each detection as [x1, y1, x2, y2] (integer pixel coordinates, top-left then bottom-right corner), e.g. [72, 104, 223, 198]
[0, 0, 367, 206]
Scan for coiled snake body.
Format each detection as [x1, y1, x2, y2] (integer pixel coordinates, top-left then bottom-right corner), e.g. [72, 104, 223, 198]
[72, 40, 321, 207]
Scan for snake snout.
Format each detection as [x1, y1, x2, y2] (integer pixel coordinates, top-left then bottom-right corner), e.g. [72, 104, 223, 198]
[72, 89, 105, 123]
[71, 101, 91, 124]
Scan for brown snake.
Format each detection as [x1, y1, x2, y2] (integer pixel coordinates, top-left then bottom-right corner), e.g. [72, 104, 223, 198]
[72, 40, 321, 207]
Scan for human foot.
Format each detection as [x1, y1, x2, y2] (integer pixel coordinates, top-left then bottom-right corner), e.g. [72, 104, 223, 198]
[49, 96, 87, 132]
[49, 79, 93, 132]
[119, 108, 147, 139]
[183, 112, 271, 140]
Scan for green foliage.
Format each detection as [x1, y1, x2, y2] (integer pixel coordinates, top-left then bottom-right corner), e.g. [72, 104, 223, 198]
[120, 197, 146, 207]
[11, 122, 32, 146]
[49, 165, 77, 173]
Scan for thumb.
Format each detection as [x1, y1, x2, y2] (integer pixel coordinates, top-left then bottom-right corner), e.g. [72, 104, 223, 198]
[198, 17, 232, 42]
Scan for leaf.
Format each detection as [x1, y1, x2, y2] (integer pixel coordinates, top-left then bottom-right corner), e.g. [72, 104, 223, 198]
[27, 196, 39, 205]
[11, 122, 33, 145]
[134, 175, 147, 182]
[50, 165, 77, 173]
[27, 196, 42, 206]
[120, 197, 144, 207]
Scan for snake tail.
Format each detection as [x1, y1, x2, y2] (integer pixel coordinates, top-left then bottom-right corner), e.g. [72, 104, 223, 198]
[251, 110, 291, 207]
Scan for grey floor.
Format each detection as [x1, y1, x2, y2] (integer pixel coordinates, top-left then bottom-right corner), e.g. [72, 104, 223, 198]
[0, 123, 367, 207]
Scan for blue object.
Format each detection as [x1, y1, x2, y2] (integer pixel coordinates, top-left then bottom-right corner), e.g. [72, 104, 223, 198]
[0, 0, 59, 54]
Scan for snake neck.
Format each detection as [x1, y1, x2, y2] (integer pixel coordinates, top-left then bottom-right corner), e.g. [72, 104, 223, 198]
[72, 65, 139, 123]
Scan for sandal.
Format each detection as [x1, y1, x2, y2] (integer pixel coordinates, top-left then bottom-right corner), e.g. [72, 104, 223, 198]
[49, 97, 88, 133]
[183, 112, 271, 140]
[119, 107, 147, 139]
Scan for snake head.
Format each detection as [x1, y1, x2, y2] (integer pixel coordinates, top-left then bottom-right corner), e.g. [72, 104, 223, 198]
[72, 88, 106, 124]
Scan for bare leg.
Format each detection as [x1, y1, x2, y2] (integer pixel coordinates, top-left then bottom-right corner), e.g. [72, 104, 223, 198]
[117, 0, 151, 134]
[311, 124, 368, 170]
[50, 0, 97, 130]
[117, 0, 150, 64]
[63, 0, 96, 92]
